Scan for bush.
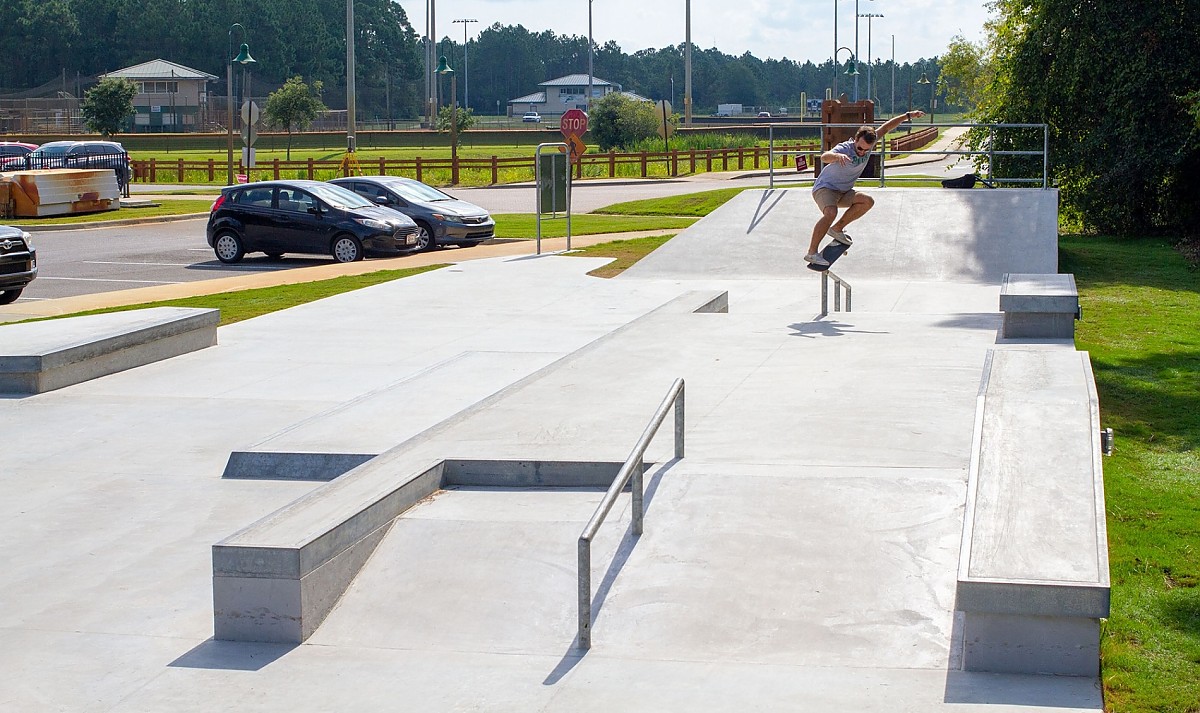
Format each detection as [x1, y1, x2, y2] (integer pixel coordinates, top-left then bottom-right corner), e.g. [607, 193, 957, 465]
[590, 93, 661, 151]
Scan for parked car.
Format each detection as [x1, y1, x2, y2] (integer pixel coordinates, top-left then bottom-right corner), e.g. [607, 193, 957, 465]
[522, 112, 541, 123]
[206, 180, 421, 264]
[6, 140, 131, 188]
[329, 176, 496, 252]
[0, 225, 37, 305]
[0, 142, 38, 167]
[756, 111, 772, 119]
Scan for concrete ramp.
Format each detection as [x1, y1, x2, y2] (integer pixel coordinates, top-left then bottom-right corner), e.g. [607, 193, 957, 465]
[621, 188, 1059, 283]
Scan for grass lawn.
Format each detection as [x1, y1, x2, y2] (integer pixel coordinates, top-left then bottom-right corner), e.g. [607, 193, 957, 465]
[36, 264, 448, 326]
[1060, 235, 1200, 712]
[492, 213, 694, 238]
[564, 234, 676, 277]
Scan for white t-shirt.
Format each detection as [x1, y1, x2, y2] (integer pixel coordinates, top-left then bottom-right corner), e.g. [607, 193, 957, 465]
[812, 139, 870, 193]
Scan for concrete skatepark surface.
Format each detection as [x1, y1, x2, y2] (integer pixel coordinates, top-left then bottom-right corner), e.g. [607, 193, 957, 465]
[0, 188, 1105, 711]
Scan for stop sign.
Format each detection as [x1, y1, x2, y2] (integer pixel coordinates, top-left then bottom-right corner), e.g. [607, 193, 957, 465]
[560, 109, 588, 139]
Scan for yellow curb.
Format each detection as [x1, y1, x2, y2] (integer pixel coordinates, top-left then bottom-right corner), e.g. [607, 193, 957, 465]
[0, 230, 677, 321]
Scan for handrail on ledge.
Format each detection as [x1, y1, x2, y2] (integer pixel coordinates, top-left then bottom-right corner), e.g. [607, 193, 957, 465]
[577, 377, 685, 650]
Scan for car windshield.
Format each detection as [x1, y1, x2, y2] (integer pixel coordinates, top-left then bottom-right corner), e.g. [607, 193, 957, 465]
[306, 183, 375, 209]
[30, 145, 70, 158]
[389, 180, 453, 203]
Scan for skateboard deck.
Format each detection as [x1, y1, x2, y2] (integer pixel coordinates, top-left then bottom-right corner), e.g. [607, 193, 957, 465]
[805, 240, 850, 272]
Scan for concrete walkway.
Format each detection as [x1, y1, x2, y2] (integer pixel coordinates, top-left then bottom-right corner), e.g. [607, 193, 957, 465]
[0, 187, 1101, 711]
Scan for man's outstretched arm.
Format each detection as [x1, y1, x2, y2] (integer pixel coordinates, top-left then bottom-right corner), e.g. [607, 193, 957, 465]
[877, 109, 925, 137]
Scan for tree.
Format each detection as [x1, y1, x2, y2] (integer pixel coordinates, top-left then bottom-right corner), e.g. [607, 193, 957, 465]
[264, 76, 327, 159]
[938, 35, 989, 112]
[80, 78, 136, 137]
[977, 0, 1200, 235]
[589, 92, 658, 151]
[436, 105, 477, 145]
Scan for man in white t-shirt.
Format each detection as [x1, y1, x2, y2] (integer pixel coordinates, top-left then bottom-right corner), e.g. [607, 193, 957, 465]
[805, 109, 925, 266]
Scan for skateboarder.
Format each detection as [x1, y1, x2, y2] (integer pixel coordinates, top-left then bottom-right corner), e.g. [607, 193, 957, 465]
[805, 109, 925, 267]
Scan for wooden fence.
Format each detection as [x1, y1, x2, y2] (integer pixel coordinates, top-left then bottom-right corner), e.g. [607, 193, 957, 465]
[129, 144, 814, 185]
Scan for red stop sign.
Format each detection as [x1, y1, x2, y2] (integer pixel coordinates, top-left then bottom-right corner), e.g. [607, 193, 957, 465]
[560, 109, 589, 139]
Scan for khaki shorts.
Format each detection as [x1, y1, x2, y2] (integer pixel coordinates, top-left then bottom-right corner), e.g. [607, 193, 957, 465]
[813, 187, 857, 211]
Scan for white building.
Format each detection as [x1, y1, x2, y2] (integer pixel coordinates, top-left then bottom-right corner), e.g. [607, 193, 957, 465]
[508, 74, 649, 117]
[101, 59, 218, 133]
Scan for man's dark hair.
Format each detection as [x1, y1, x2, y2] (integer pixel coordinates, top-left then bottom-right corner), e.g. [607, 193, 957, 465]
[855, 126, 878, 144]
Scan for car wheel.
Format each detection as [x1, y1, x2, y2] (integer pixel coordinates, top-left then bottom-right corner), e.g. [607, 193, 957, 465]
[415, 222, 437, 252]
[265, 252, 284, 260]
[331, 235, 363, 263]
[0, 288, 23, 305]
[213, 231, 245, 264]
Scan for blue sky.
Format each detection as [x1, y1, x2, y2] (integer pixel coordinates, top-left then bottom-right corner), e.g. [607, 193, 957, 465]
[419, 0, 992, 65]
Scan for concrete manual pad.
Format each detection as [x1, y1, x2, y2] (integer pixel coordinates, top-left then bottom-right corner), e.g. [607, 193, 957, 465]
[0, 186, 1103, 711]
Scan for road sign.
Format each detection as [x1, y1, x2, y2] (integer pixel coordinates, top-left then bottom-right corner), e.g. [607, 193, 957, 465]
[240, 100, 260, 126]
[567, 134, 587, 164]
[559, 108, 588, 139]
[242, 125, 258, 147]
[241, 147, 256, 168]
[655, 100, 674, 140]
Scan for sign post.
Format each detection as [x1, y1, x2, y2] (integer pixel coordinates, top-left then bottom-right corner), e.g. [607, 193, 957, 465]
[534, 143, 571, 254]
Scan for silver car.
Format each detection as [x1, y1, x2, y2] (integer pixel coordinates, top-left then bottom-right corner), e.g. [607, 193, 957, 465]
[329, 176, 496, 252]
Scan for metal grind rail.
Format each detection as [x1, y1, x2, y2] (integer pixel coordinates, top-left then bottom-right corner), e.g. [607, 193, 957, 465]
[822, 270, 852, 314]
[577, 377, 685, 650]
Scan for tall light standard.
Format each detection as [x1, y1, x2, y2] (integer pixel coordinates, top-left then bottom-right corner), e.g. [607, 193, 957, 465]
[587, 0, 593, 110]
[452, 18, 477, 111]
[918, 72, 933, 123]
[890, 34, 895, 114]
[225, 23, 253, 185]
[426, 0, 437, 127]
[852, 0, 875, 101]
[436, 56, 458, 185]
[684, 0, 692, 125]
[858, 12, 882, 106]
[346, 0, 356, 152]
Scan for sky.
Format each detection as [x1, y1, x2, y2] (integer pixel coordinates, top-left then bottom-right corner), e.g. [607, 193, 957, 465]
[417, 0, 994, 65]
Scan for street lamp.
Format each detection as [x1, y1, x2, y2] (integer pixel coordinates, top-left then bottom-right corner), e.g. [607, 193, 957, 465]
[347, 0, 356, 153]
[858, 12, 882, 106]
[436, 55, 458, 185]
[836, 47, 859, 81]
[685, 0, 692, 125]
[852, 0, 875, 101]
[452, 18, 477, 111]
[918, 71, 933, 123]
[225, 24, 254, 185]
[587, 0, 593, 110]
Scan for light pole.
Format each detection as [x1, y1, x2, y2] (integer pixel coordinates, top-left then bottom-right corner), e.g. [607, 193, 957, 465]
[346, 0, 356, 152]
[452, 18, 477, 111]
[684, 0, 692, 125]
[858, 13, 882, 107]
[225, 23, 252, 185]
[587, 0, 594, 110]
[918, 72, 933, 123]
[890, 34, 895, 114]
[426, 0, 437, 128]
[437, 56, 458, 185]
[852, 0, 875, 101]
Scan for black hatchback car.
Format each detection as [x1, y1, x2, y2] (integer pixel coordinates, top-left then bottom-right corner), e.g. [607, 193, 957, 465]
[206, 180, 421, 264]
[0, 225, 37, 305]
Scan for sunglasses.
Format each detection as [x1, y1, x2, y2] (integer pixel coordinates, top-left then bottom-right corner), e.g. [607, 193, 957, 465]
[854, 143, 874, 154]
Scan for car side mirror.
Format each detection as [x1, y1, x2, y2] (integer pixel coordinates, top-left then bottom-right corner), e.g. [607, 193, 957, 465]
[307, 205, 323, 215]
[373, 195, 388, 205]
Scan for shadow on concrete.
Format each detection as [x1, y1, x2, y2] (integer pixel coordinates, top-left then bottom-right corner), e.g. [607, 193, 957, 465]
[787, 319, 889, 339]
[942, 670, 1102, 707]
[746, 189, 786, 234]
[933, 314, 1002, 332]
[168, 639, 296, 671]
[542, 459, 680, 685]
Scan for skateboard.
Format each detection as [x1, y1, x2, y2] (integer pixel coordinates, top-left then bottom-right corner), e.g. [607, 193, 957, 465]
[805, 240, 850, 272]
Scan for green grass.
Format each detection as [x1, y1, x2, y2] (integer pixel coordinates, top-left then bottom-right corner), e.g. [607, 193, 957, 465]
[1059, 235, 1200, 712]
[4, 199, 214, 226]
[594, 187, 758, 217]
[492, 213, 696, 238]
[37, 264, 447, 326]
[564, 234, 676, 277]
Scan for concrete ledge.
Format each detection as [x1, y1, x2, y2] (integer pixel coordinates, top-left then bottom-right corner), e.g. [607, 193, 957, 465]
[0, 307, 218, 395]
[212, 459, 629, 643]
[222, 452, 377, 481]
[956, 349, 1110, 676]
[1000, 273, 1079, 339]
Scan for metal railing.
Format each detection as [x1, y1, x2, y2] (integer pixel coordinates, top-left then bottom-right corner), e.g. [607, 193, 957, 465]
[577, 377, 685, 650]
[768, 122, 1050, 190]
[821, 270, 852, 314]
